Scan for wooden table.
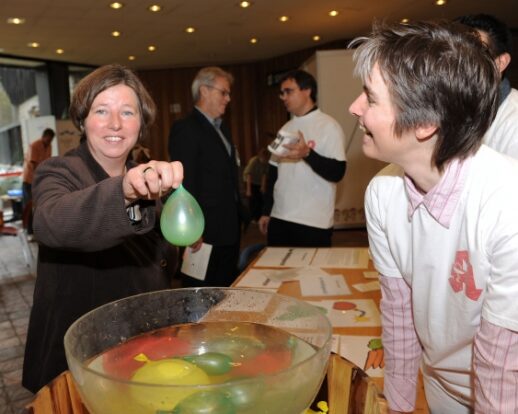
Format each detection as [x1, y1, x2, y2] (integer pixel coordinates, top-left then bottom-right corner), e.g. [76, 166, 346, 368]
[26, 247, 428, 413]
[234, 247, 429, 414]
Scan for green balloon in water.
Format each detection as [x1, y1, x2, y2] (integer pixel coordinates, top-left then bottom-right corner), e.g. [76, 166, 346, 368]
[160, 185, 205, 246]
[183, 352, 233, 376]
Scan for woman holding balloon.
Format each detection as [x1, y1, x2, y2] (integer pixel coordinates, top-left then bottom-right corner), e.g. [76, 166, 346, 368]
[22, 64, 185, 393]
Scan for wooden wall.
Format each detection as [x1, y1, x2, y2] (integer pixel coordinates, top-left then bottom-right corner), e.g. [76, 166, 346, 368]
[137, 39, 349, 166]
[138, 30, 518, 167]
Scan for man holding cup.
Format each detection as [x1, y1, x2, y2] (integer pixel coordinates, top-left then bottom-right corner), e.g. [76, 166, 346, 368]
[259, 70, 346, 247]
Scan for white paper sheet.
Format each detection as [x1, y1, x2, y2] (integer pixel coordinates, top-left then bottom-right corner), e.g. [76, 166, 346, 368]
[352, 281, 381, 292]
[234, 269, 283, 289]
[180, 243, 212, 280]
[311, 248, 369, 269]
[253, 247, 316, 267]
[306, 299, 381, 328]
[299, 273, 351, 297]
[363, 271, 379, 279]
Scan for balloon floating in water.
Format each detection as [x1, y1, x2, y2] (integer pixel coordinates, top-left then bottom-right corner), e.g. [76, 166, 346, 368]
[131, 353, 210, 411]
[183, 352, 234, 376]
[161, 185, 205, 246]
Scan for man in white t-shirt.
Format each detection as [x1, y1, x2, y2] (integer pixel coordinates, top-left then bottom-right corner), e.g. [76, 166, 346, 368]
[349, 21, 518, 413]
[457, 14, 518, 159]
[258, 69, 346, 247]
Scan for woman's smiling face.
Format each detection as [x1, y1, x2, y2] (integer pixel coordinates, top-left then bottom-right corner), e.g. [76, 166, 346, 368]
[84, 83, 141, 170]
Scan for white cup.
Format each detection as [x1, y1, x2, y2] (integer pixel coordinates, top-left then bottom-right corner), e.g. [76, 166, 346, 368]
[268, 130, 299, 156]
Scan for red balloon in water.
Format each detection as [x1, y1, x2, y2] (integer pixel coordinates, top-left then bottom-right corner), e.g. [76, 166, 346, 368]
[233, 348, 292, 376]
[102, 335, 191, 379]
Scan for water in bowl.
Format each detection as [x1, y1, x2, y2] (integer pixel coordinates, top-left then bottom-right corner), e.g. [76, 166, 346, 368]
[80, 321, 322, 414]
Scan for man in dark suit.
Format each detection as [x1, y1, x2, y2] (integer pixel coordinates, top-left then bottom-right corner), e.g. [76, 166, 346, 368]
[168, 66, 241, 287]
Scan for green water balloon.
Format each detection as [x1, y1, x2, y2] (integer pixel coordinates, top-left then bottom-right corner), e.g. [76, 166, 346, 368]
[160, 185, 205, 246]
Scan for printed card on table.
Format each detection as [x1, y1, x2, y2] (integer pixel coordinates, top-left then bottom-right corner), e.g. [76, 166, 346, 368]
[311, 248, 370, 269]
[235, 269, 283, 289]
[298, 273, 351, 297]
[352, 281, 381, 292]
[253, 247, 316, 267]
[306, 299, 381, 328]
[339, 335, 385, 377]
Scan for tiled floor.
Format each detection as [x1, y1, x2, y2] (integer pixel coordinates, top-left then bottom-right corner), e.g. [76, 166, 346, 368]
[0, 222, 37, 414]
[0, 220, 367, 413]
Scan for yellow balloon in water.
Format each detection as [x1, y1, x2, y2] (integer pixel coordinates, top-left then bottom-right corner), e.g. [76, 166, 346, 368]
[131, 357, 211, 411]
[160, 185, 205, 246]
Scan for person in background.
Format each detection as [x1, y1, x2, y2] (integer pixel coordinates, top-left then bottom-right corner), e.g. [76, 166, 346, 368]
[22, 128, 55, 239]
[243, 147, 269, 222]
[457, 14, 518, 158]
[349, 21, 518, 413]
[168, 66, 242, 287]
[22, 64, 183, 393]
[259, 69, 346, 247]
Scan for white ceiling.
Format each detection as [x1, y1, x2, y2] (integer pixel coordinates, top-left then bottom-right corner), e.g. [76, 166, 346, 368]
[0, 0, 516, 70]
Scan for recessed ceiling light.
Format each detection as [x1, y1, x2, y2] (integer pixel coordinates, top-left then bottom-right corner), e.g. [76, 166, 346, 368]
[56, 48, 64, 54]
[240, 1, 252, 8]
[110, 2, 124, 9]
[185, 27, 195, 33]
[401, 18, 409, 24]
[7, 17, 25, 25]
[329, 10, 339, 17]
[148, 45, 156, 52]
[279, 16, 289, 22]
[111, 31, 121, 37]
[148, 5, 162, 12]
[313, 35, 321, 42]
[250, 37, 258, 44]
[27, 42, 40, 48]
[128, 55, 136, 61]
[435, 0, 447, 4]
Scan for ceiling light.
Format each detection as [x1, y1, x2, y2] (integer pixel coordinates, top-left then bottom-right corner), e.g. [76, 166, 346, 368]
[240, 1, 251, 8]
[185, 27, 195, 33]
[109, 2, 124, 9]
[148, 45, 156, 52]
[7, 17, 25, 25]
[279, 16, 289, 22]
[128, 55, 136, 61]
[250, 37, 258, 44]
[401, 18, 409, 24]
[111, 31, 121, 37]
[27, 42, 40, 48]
[56, 48, 64, 54]
[329, 10, 339, 17]
[148, 5, 162, 12]
[435, 0, 446, 4]
[313, 35, 321, 42]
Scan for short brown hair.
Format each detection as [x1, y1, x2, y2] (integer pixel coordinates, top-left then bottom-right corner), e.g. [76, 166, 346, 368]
[350, 20, 500, 170]
[69, 64, 156, 142]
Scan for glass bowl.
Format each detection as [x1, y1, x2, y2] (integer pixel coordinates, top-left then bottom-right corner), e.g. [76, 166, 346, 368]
[64, 288, 332, 414]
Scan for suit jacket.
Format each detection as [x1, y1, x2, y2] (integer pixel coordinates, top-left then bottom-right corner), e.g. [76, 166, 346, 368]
[168, 108, 241, 246]
[23, 141, 171, 393]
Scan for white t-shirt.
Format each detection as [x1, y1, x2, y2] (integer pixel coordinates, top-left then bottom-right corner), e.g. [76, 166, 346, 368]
[270, 109, 346, 229]
[365, 146, 518, 405]
[484, 88, 518, 158]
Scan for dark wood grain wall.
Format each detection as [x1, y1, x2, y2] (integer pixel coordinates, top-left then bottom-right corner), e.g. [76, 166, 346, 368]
[137, 39, 349, 167]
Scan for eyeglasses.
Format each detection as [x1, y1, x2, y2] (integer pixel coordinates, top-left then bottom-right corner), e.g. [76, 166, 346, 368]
[206, 85, 231, 98]
[279, 87, 298, 97]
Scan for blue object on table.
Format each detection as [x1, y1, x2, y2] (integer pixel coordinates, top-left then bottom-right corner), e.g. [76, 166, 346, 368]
[7, 189, 23, 197]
